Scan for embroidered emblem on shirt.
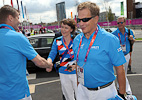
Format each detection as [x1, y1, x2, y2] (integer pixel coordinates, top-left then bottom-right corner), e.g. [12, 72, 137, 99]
[117, 47, 122, 52]
[91, 46, 99, 49]
[81, 44, 84, 49]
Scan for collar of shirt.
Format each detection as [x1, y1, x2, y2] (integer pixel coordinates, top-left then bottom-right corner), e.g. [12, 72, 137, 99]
[116, 27, 129, 35]
[82, 24, 101, 40]
[0, 24, 15, 31]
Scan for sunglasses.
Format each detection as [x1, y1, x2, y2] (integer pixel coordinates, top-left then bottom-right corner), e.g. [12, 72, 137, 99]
[117, 22, 124, 24]
[77, 17, 93, 22]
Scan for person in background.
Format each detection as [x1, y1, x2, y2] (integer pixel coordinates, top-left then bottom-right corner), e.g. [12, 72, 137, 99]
[30, 28, 34, 35]
[47, 18, 77, 100]
[25, 29, 30, 36]
[39, 26, 46, 34]
[70, 1, 127, 100]
[20, 28, 25, 35]
[112, 16, 135, 95]
[0, 5, 52, 100]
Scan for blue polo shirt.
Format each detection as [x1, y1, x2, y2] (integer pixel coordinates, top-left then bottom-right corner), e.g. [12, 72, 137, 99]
[73, 25, 126, 88]
[111, 27, 135, 55]
[0, 24, 37, 99]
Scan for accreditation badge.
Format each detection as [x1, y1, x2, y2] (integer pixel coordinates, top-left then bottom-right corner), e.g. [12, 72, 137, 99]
[77, 65, 84, 85]
[121, 44, 126, 52]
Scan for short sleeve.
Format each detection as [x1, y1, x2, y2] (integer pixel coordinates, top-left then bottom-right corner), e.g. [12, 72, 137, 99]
[108, 35, 126, 66]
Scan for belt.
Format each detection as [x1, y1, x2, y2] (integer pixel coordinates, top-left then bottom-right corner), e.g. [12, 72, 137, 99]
[124, 53, 130, 56]
[87, 81, 113, 91]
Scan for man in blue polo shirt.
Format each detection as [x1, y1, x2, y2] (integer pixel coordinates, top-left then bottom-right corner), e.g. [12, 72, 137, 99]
[0, 5, 52, 100]
[112, 17, 135, 95]
[69, 1, 127, 100]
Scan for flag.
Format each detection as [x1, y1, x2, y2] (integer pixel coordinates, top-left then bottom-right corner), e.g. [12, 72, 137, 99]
[3, 0, 4, 5]
[16, 0, 19, 11]
[71, 12, 73, 19]
[121, 2, 124, 15]
[21, 1, 24, 18]
[24, 6, 28, 20]
[11, 0, 13, 7]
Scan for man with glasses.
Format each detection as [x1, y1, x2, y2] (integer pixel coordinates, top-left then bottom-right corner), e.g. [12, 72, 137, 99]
[112, 17, 135, 95]
[70, 1, 127, 100]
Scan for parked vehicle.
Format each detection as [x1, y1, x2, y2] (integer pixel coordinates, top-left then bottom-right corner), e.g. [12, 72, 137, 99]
[27, 33, 57, 70]
[105, 28, 117, 33]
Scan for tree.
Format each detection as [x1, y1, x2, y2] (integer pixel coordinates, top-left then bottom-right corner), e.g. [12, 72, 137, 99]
[108, 6, 114, 22]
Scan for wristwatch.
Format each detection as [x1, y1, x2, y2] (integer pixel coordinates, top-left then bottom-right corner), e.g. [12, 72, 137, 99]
[118, 91, 127, 100]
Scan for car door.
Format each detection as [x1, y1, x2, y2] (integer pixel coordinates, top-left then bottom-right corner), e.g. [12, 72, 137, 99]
[37, 36, 54, 59]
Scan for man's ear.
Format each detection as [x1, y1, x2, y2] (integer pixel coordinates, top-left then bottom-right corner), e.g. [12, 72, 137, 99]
[7, 15, 13, 22]
[95, 16, 99, 21]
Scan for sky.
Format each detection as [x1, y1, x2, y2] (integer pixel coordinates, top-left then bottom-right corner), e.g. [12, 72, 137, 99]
[0, 0, 141, 24]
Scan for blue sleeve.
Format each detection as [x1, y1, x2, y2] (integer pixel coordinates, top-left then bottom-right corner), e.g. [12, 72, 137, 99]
[111, 30, 118, 37]
[16, 34, 38, 60]
[48, 39, 58, 62]
[73, 40, 77, 61]
[108, 35, 126, 66]
[73, 34, 81, 61]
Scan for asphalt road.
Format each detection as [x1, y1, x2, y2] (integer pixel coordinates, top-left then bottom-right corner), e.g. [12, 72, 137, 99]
[27, 30, 142, 100]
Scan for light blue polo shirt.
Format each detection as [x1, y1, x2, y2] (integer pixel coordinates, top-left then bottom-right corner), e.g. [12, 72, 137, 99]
[111, 27, 135, 55]
[73, 25, 126, 88]
[0, 24, 38, 99]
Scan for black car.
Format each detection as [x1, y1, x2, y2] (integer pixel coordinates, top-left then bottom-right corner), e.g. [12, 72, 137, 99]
[104, 28, 117, 33]
[27, 33, 57, 70]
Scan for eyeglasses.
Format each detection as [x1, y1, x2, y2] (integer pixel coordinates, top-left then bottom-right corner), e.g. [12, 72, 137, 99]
[117, 22, 124, 24]
[77, 17, 93, 22]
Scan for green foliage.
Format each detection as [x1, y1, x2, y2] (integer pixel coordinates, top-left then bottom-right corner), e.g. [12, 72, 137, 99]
[107, 6, 114, 22]
[136, 38, 142, 40]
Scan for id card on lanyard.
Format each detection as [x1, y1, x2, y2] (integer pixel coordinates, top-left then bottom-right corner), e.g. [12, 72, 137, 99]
[76, 27, 98, 85]
[118, 33, 126, 52]
[77, 66, 84, 85]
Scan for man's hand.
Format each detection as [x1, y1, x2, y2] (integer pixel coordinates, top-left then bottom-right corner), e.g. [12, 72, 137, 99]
[128, 35, 133, 41]
[67, 64, 77, 72]
[46, 58, 53, 72]
[46, 59, 53, 72]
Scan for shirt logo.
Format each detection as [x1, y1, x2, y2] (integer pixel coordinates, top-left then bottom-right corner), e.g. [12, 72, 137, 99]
[117, 47, 122, 52]
[81, 44, 84, 49]
[91, 46, 99, 50]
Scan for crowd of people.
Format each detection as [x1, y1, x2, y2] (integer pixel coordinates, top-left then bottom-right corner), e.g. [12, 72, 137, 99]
[17, 26, 49, 37]
[0, 1, 137, 100]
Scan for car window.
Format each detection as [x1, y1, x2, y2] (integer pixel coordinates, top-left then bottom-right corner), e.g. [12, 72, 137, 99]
[41, 38, 53, 47]
[29, 38, 39, 48]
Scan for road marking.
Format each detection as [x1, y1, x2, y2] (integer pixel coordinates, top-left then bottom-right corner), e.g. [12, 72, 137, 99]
[27, 74, 36, 80]
[31, 79, 60, 86]
[27, 73, 60, 94]
[29, 79, 60, 94]
[29, 84, 35, 94]
[127, 73, 142, 76]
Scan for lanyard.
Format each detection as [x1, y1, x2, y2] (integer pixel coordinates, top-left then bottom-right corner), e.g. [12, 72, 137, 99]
[63, 37, 74, 59]
[118, 33, 126, 45]
[77, 27, 98, 65]
[0, 26, 12, 30]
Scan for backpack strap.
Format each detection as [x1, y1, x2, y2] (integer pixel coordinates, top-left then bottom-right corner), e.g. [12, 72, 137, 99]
[127, 29, 134, 52]
[128, 29, 130, 37]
